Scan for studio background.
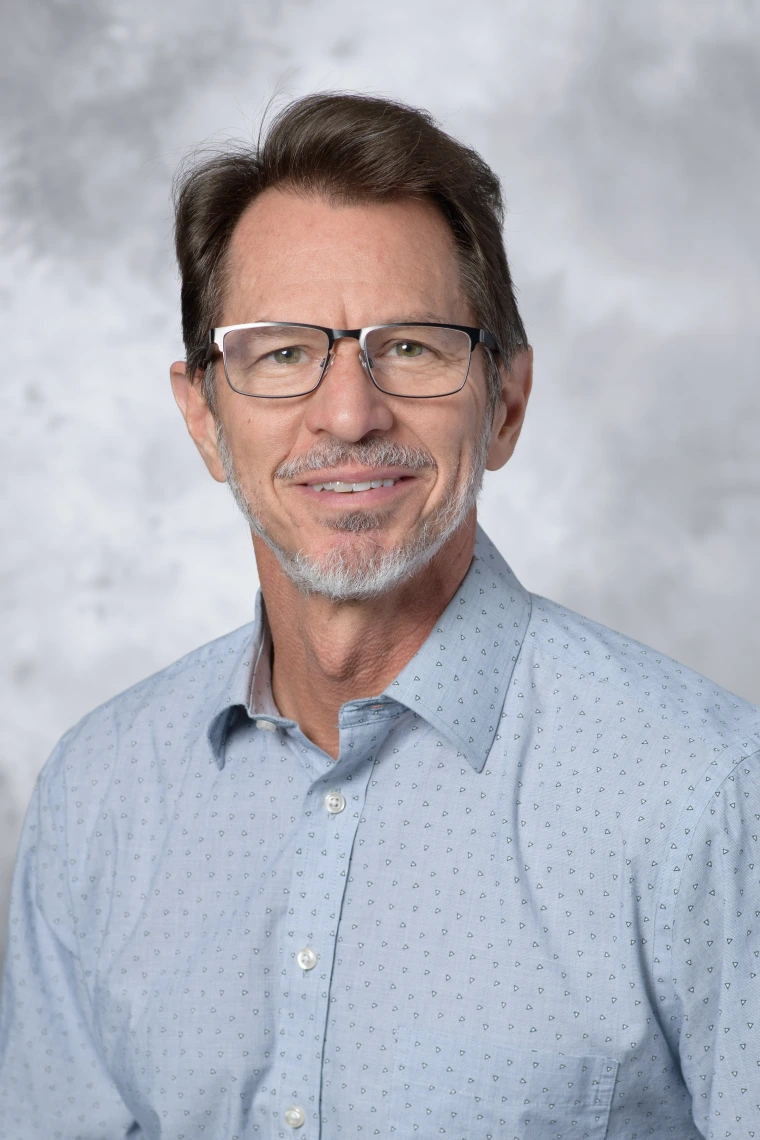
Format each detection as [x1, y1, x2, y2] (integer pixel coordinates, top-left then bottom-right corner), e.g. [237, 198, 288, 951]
[1, 0, 758, 966]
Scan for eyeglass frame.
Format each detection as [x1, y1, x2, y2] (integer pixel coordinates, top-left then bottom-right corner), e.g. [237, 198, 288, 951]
[206, 321, 500, 399]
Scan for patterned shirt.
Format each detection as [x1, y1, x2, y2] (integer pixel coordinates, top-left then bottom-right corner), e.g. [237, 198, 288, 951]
[1, 526, 759, 1140]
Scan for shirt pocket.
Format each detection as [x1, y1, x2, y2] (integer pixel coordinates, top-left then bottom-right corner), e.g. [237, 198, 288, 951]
[389, 1026, 619, 1139]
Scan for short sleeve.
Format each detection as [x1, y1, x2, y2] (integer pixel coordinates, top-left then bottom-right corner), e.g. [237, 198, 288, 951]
[0, 746, 137, 1138]
[671, 753, 760, 1138]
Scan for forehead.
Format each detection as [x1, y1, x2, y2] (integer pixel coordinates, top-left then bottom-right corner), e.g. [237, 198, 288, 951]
[221, 187, 470, 325]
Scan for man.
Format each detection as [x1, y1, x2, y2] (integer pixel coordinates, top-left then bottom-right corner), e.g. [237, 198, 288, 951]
[0, 93, 758, 1140]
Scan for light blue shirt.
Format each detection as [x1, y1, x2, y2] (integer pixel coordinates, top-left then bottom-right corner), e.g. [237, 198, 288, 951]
[1, 527, 759, 1139]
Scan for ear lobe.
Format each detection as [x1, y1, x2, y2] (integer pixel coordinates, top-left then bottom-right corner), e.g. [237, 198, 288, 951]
[169, 360, 227, 483]
[485, 346, 533, 472]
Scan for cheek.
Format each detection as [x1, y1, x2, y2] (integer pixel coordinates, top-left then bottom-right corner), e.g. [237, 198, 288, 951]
[418, 392, 485, 470]
[222, 407, 303, 483]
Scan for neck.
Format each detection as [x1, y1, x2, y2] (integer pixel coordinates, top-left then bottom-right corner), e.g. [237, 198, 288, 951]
[254, 513, 477, 759]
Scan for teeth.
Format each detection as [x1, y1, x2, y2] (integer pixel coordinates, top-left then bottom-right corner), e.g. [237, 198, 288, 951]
[311, 478, 398, 492]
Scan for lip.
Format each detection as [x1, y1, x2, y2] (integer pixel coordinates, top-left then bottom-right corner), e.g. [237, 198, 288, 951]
[288, 467, 420, 505]
[293, 466, 422, 487]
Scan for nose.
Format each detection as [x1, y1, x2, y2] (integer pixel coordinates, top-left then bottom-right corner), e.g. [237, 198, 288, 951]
[303, 337, 394, 442]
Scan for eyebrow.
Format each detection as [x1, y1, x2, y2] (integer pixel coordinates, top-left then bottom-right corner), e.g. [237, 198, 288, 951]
[235, 314, 468, 329]
[369, 313, 461, 326]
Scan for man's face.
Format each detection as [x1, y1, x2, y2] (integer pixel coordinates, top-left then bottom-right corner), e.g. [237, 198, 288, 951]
[175, 188, 525, 599]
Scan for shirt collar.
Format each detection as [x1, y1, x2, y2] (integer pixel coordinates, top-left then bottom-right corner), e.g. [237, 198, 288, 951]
[385, 525, 532, 772]
[207, 526, 532, 772]
[206, 592, 271, 766]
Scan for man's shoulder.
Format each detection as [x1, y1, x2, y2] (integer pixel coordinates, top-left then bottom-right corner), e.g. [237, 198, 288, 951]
[523, 591, 760, 753]
[42, 622, 256, 782]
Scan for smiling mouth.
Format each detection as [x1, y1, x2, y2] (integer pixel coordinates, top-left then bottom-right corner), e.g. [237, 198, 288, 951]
[310, 478, 399, 493]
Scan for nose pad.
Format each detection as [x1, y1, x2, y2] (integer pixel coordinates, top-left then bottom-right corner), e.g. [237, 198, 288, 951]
[321, 347, 371, 378]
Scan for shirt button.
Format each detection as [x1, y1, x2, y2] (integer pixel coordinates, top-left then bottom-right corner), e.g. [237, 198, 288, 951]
[255, 719, 277, 732]
[325, 791, 346, 814]
[284, 1105, 306, 1128]
[296, 947, 318, 971]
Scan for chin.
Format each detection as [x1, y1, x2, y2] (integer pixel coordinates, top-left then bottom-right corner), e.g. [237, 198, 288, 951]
[276, 515, 455, 602]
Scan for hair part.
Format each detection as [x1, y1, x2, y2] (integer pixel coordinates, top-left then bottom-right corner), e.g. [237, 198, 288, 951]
[173, 92, 527, 411]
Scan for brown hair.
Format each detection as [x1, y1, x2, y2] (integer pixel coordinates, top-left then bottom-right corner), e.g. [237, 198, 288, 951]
[173, 92, 527, 407]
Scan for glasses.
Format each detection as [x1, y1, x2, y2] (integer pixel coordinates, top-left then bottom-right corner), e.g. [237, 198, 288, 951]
[208, 322, 499, 399]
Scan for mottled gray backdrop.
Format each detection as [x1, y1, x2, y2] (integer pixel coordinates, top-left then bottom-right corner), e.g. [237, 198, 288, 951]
[1, 0, 759, 963]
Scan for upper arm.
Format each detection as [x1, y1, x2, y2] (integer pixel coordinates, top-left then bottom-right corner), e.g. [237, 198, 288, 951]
[670, 754, 760, 1137]
[0, 748, 137, 1139]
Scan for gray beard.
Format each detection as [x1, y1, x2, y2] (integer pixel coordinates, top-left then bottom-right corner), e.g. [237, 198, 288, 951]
[217, 432, 489, 602]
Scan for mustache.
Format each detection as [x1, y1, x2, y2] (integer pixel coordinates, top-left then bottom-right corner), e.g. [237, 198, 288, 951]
[274, 438, 437, 481]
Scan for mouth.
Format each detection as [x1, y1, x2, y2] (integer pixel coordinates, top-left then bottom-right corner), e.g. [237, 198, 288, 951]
[292, 468, 417, 505]
[310, 477, 398, 493]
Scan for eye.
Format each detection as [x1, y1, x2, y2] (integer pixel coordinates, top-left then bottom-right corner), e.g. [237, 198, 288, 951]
[389, 340, 425, 358]
[270, 345, 305, 365]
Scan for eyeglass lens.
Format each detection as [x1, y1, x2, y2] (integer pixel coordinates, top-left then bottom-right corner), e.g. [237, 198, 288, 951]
[221, 324, 472, 398]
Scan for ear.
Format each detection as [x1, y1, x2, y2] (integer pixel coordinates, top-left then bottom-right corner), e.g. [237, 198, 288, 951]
[169, 361, 227, 483]
[485, 346, 533, 471]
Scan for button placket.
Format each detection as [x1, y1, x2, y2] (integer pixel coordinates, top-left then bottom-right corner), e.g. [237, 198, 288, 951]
[278, 717, 385, 1139]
